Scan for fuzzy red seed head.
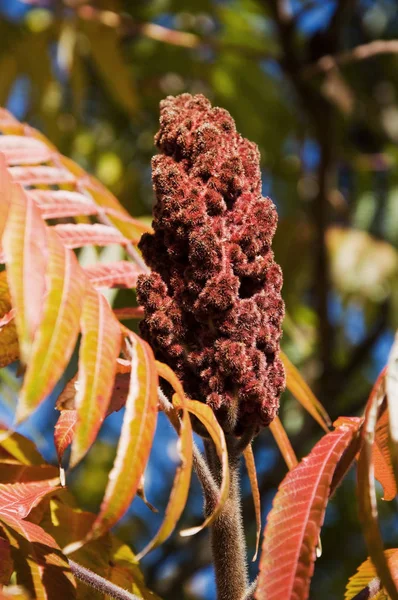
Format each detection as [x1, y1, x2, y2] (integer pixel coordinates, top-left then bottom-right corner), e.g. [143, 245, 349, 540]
[137, 94, 285, 435]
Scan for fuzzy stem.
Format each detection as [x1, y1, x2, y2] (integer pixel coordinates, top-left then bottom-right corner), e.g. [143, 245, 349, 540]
[68, 559, 140, 600]
[205, 440, 248, 600]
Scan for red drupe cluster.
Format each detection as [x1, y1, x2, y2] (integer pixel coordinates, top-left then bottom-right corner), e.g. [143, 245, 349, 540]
[136, 94, 285, 435]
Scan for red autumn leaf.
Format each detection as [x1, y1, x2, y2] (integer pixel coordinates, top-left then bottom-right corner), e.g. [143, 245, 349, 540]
[27, 189, 99, 219]
[84, 261, 144, 289]
[54, 410, 77, 464]
[0, 136, 53, 165]
[256, 418, 361, 600]
[53, 223, 130, 248]
[0, 480, 59, 521]
[9, 165, 75, 185]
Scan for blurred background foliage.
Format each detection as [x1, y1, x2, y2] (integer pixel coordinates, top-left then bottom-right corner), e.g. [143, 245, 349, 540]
[1, 0, 398, 598]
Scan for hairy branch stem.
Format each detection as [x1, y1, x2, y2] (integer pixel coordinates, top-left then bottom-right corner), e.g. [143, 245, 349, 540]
[69, 559, 140, 600]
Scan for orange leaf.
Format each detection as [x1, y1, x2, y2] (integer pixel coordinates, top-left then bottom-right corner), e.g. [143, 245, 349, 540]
[54, 410, 77, 464]
[70, 288, 121, 466]
[0, 271, 19, 368]
[269, 416, 298, 471]
[256, 418, 361, 600]
[136, 400, 193, 559]
[17, 227, 86, 421]
[243, 445, 261, 561]
[387, 334, 398, 493]
[374, 409, 396, 501]
[357, 369, 398, 600]
[281, 351, 331, 432]
[2, 184, 48, 362]
[345, 549, 398, 599]
[175, 397, 229, 537]
[85, 332, 158, 542]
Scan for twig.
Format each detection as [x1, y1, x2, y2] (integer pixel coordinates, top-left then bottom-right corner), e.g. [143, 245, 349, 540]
[69, 559, 141, 600]
[304, 39, 398, 77]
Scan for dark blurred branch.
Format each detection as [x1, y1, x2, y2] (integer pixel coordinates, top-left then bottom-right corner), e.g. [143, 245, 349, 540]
[264, 0, 336, 396]
[304, 39, 398, 77]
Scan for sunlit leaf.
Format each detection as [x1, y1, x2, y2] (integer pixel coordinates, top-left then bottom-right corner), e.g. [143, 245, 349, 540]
[374, 409, 396, 501]
[171, 394, 229, 537]
[0, 480, 59, 521]
[3, 184, 48, 363]
[54, 410, 77, 464]
[9, 165, 75, 186]
[256, 418, 361, 600]
[281, 351, 331, 432]
[84, 261, 144, 289]
[41, 499, 160, 600]
[345, 549, 398, 599]
[0, 271, 19, 368]
[0, 135, 52, 165]
[17, 227, 86, 421]
[70, 288, 121, 466]
[243, 445, 261, 561]
[84, 332, 158, 542]
[0, 429, 44, 466]
[137, 399, 193, 559]
[2, 518, 76, 600]
[0, 155, 11, 240]
[387, 332, 398, 495]
[53, 223, 130, 248]
[27, 189, 99, 219]
[357, 369, 398, 600]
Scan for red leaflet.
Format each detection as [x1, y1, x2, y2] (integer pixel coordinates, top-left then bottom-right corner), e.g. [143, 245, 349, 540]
[53, 223, 130, 248]
[0, 480, 59, 521]
[84, 261, 144, 289]
[256, 418, 361, 600]
[0, 136, 52, 165]
[27, 189, 99, 219]
[54, 410, 77, 464]
[9, 165, 75, 185]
